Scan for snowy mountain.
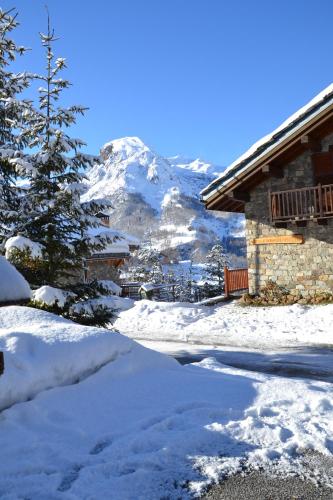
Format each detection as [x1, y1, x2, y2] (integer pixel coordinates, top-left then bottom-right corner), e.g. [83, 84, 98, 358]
[81, 137, 245, 262]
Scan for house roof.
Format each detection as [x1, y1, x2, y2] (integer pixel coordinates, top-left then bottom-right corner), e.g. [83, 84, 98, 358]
[88, 226, 139, 258]
[201, 83, 333, 211]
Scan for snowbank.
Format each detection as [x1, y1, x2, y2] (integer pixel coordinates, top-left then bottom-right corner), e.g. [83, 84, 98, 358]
[0, 256, 31, 303]
[0, 305, 332, 498]
[115, 300, 333, 348]
[0, 306, 137, 410]
[5, 235, 43, 259]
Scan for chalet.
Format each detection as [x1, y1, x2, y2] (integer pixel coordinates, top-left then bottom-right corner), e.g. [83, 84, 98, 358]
[85, 215, 140, 281]
[201, 84, 333, 297]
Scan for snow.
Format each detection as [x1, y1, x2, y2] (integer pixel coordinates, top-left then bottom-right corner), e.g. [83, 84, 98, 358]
[115, 300, 333, 348]
[168, 155, 222, 176]
[71, 295, 134, 316]
[88, 227, 131, 255]
[0, 256, 31, 303]
[5, 235, 44, 259]
[81, 137, 244, 258]
[0, 306, 135, 410]
[0, 305, 332, 498]
[202, 83, 333, 198]
[98, 279, 122, 296]
[33, 285, 74, 307]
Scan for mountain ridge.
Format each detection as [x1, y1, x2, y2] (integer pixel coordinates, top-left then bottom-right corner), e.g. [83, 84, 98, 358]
[81, 137, 246, 263]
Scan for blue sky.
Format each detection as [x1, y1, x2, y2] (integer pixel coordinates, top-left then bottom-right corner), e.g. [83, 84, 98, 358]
[4, 0, 333, 167]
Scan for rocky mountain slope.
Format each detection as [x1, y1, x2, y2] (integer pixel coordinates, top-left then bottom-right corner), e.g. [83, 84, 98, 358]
[81, 137, 245, 263]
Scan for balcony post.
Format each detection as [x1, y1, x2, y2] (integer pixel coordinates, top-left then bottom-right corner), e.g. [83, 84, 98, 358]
[268, 189, 272, 223]
[318, 184, 323, 218]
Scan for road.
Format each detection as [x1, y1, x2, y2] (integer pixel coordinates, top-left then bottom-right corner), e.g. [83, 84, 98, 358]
[139, 340, 333, 498]
[139, 340, 333, 383]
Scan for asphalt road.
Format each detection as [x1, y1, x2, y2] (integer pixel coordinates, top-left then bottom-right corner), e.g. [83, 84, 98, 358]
[171, 345, 333, 383]
[202, 451, 333, 499]
[139, 341, 333, 498]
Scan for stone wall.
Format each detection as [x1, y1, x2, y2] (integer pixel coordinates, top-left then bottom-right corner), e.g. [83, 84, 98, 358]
[245, 133, 333, 296]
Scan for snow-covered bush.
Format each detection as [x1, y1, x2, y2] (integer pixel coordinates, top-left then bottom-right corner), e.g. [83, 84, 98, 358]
[30, 281, 118, 327]
[32, 285, 74, 308]
[5, 236, 45, 285]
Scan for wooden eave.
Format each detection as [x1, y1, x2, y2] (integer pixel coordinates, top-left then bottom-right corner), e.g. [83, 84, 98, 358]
[88, 252, 130, 261]
[205, 104, 333, 212]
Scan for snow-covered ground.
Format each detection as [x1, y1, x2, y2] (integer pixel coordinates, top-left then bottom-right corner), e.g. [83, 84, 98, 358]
[115, 300, 333, 348]
[0, 306, 333, 498]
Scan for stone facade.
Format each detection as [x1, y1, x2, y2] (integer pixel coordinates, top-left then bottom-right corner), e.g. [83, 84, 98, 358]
[245, 133, 333, 296]
[86, 259, 121, 282]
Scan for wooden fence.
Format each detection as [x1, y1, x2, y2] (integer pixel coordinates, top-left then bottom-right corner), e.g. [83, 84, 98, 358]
[224, 267, 249, 298]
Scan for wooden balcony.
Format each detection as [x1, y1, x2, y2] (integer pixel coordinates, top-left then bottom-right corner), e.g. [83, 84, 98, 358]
[269, 183, 333, 225]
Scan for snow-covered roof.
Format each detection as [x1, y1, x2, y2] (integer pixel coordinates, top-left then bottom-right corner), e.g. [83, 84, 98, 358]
[0, 256, 31, 303]
[88, 226, 140, 257]
[201, 83, 333, 201]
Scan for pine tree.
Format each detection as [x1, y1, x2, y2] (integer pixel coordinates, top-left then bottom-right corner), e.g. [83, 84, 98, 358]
[205, 243, 229, 294]
[136, 245, 164, 284]
[11, 15, 110, 287]
[4, 14, 114, 326]
[0, 9, 32, 246]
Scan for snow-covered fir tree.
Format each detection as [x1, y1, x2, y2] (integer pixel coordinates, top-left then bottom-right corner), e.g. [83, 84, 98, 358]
[0, 8, 32, 245]
[4, 15, 114, 326]
[205, 243, 229, 294]
[9, 17, 110, 286]
[132, 245, 164, 284]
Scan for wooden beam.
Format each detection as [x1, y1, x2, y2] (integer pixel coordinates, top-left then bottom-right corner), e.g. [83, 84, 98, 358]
[262, 164, 284, 178]
[300, 134, 321, 152]
[301, 135, 310, 144]
[251, 234, 304, 245]
[229, 190, 251, 202]
[295, 220, 307, 227]
[274, 221, 288, 228]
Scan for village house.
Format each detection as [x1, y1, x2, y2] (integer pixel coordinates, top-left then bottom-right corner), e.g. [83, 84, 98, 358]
[85, 213, 140, 281]
[201, 84, 333, 297]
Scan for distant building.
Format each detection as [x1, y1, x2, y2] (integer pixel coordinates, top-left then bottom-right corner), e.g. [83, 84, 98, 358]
[85, 214, 140, 281]
[201, 84, 333, 297]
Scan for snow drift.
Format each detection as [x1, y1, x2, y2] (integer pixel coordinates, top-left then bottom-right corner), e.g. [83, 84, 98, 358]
[0, 306, 332, 498]
[115, 299, 333, 348]
[0, 306, 140, 410]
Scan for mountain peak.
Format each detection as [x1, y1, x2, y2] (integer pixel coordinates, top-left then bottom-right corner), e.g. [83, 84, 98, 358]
[101, 137, 151, 161]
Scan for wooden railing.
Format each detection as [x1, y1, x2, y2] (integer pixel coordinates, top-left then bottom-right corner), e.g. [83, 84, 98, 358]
[269, 183, 333, 223]
[224, 267, 249, 297]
